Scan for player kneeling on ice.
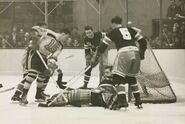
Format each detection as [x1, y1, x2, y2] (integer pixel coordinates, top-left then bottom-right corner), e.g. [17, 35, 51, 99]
[14, 25, 70, 105]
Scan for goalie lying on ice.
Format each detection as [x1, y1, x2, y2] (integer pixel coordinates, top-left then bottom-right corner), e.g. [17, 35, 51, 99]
[38, 66, 120, 109]
[39, 65, 143, 110]
[38, 83, 118, 109]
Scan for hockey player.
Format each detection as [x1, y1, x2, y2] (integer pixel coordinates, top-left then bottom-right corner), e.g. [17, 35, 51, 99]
[39, 83, 117, 108]
[80, 26, 104, 88]
[90, 16, 147, 109]
[38, 65, 118, 109]
[11, 22, 50, 102]
[17, 25, 70, 105]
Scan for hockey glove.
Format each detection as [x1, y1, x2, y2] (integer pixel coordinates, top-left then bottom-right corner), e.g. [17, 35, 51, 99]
[44, 68, 54, 77]
[47, 58, 58, 70]
[138, 37, 147, 60]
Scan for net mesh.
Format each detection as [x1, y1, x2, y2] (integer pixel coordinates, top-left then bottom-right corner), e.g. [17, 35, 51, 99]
[136, 42, 177, 103]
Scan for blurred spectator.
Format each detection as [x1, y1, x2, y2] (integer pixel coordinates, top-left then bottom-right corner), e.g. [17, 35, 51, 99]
[71, 27, 82, 47]
[167, 0, 179, 20]
[172, 22, 181, 47]
[161, 24, 174, 48]
[151, 36, 161, 48]
[24, 32, 30, 47]
[8, 27, 19, 47]
[179, 22, 185, 47]
[176, 0, 185, 19]
[0, 33, 13, 48]
[72, 39, 81, 47]
[64, 37, 72, 47]
[17, 28, 25, 47]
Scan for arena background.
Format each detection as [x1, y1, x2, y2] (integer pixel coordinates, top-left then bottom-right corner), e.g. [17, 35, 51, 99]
[0, 0, 184, 49]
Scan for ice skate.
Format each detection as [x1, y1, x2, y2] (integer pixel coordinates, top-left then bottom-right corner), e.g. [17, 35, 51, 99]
[19, 96, 28, 106]
[35, 92, 46, 102]
[11, 95, 21, 102]
[135, 101, 143, 109]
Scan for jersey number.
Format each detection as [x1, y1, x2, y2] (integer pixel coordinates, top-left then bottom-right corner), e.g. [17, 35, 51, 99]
[44, 39, 60, 53]
[119, 28, 131, 40]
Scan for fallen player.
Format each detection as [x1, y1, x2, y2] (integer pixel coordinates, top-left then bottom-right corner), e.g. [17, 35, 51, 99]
[38, 66, 143, 110]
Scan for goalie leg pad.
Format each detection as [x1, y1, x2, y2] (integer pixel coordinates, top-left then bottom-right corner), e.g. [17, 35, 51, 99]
[48, 89, 91, 107]
[115, 84, 126, 95]
[68, 89, 91, 105]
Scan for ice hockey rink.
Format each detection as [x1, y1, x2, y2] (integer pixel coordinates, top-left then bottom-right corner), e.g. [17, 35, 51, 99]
[0, 76, 185, 124]
[0, 49, 185, 124]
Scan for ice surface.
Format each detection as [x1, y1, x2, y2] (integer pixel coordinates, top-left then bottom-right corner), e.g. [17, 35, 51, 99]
[0, 75, 185, 124]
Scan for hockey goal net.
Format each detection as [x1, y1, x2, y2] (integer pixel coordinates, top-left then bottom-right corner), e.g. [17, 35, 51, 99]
[136, 41, 177, 103]
[105, 41, 176, 103]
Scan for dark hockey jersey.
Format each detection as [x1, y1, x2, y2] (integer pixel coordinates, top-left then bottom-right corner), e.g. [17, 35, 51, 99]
[84, 32, 103, 55]
[106, 27, 137, 50]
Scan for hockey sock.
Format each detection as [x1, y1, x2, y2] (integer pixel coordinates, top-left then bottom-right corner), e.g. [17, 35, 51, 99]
[14, 80, 25, 96]
[36, 74, 48, 91]
[130, 83, 142, 105]
[83, 67, 92, 85]
[22, 88, 29, 97]
[21, 71, 37, 96]
[57, 69, 63, 83]
[84, 74, 91, 85]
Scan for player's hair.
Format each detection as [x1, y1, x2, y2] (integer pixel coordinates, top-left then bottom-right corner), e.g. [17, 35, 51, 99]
[59, 28, 71, 35]
[84, 26, 93, 31]
[111, 16, 122, 24]
[36, 22, 47, 27]
[104, 65, 112, 71]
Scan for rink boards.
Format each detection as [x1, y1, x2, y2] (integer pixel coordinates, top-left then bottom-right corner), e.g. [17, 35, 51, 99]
[0, 49, 184, 82]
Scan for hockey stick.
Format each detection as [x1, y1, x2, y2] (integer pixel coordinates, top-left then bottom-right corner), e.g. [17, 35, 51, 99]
[0, 87, 15, 94]
[47, 66, 91, 107]
[65, 66, 91, 89]
[36, 50, 61, 89]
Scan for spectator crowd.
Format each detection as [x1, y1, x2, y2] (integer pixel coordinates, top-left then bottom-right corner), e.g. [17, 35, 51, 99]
[0, 26, 83, 48]
[0, 0, 185, 49]
[151, 0, 185, 48]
